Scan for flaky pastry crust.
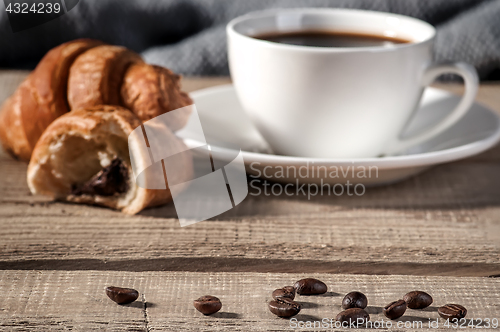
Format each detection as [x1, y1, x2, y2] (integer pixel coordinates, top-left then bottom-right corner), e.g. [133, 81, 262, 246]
[27, 105, 193, 214]
[0, 39, 104, 161]
[121, 63, 193, 131]
[67, 45, 143, 110]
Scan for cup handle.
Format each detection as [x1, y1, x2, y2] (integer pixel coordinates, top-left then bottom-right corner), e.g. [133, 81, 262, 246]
[383, 62, 479, 155]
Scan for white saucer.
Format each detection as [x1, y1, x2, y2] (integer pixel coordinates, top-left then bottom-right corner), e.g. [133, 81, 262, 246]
[177, 85, 500, 186]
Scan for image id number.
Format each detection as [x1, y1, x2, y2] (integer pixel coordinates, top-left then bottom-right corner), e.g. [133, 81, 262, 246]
[444, 318, 499, 329]
[6, 2, 61, 14]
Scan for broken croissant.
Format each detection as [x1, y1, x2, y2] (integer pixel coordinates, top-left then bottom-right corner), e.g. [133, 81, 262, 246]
[0, 39, 192, 161]
[27, 105, 193, 214]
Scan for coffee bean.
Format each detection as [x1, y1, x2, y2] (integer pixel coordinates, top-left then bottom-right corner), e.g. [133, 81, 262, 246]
[268, 298, 301, 318]
[342, 291, 368, 309]
[272, 286, 295, 300]
[438, 304, 467, 320]
[193, 295, 222, 315]
[105, 286, 139, 304]
[336, 308, 370, 326]
[294, 278, 327, 295]
[383, 299, 407, 320]
[403, 291, 433, 309]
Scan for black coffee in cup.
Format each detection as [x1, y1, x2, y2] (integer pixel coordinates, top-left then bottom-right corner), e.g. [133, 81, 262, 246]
[253, 30, 411, 48]
[228, 9, 478, 158]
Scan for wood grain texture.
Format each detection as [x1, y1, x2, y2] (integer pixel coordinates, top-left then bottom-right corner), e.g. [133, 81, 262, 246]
[0, 271, 499, 331]
[0, 71, 499, 276]
[0, 70, 500, 330]
[0, 157, 499, 270]
[0, 201, 499, 269]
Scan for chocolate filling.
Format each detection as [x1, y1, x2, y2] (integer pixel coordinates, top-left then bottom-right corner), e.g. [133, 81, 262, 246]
[71, 158, 128, 196]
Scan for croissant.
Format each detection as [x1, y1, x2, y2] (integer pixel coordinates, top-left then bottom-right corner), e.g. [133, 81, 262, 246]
[67, 44, 143, 109]
[121, 63, 193, 131]
[0, 39, 195, 213]
[0, 40, 193, 161]
[27, 105, 193, 214]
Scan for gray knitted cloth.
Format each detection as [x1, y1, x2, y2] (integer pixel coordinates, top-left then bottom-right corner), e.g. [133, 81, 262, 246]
[1, 0, 499, 80]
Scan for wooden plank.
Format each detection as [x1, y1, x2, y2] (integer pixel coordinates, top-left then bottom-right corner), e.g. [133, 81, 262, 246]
[0, 270, 146, 331]
[182, 76, 232, 93]
[0, 271, 499, 331]
[0, 202, 499, 275]
[433, 82, 500, 114]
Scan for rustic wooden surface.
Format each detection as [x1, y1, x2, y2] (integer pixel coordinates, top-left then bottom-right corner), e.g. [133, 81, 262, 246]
[0, 71, 499, 331]
[1, 271, 499, 331]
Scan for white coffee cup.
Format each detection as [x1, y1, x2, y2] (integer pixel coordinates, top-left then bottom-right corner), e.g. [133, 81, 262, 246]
[227, 8, 478, 158]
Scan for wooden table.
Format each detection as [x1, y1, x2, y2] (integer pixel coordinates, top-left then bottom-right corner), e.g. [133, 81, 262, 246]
[0, 72, 499, 331]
